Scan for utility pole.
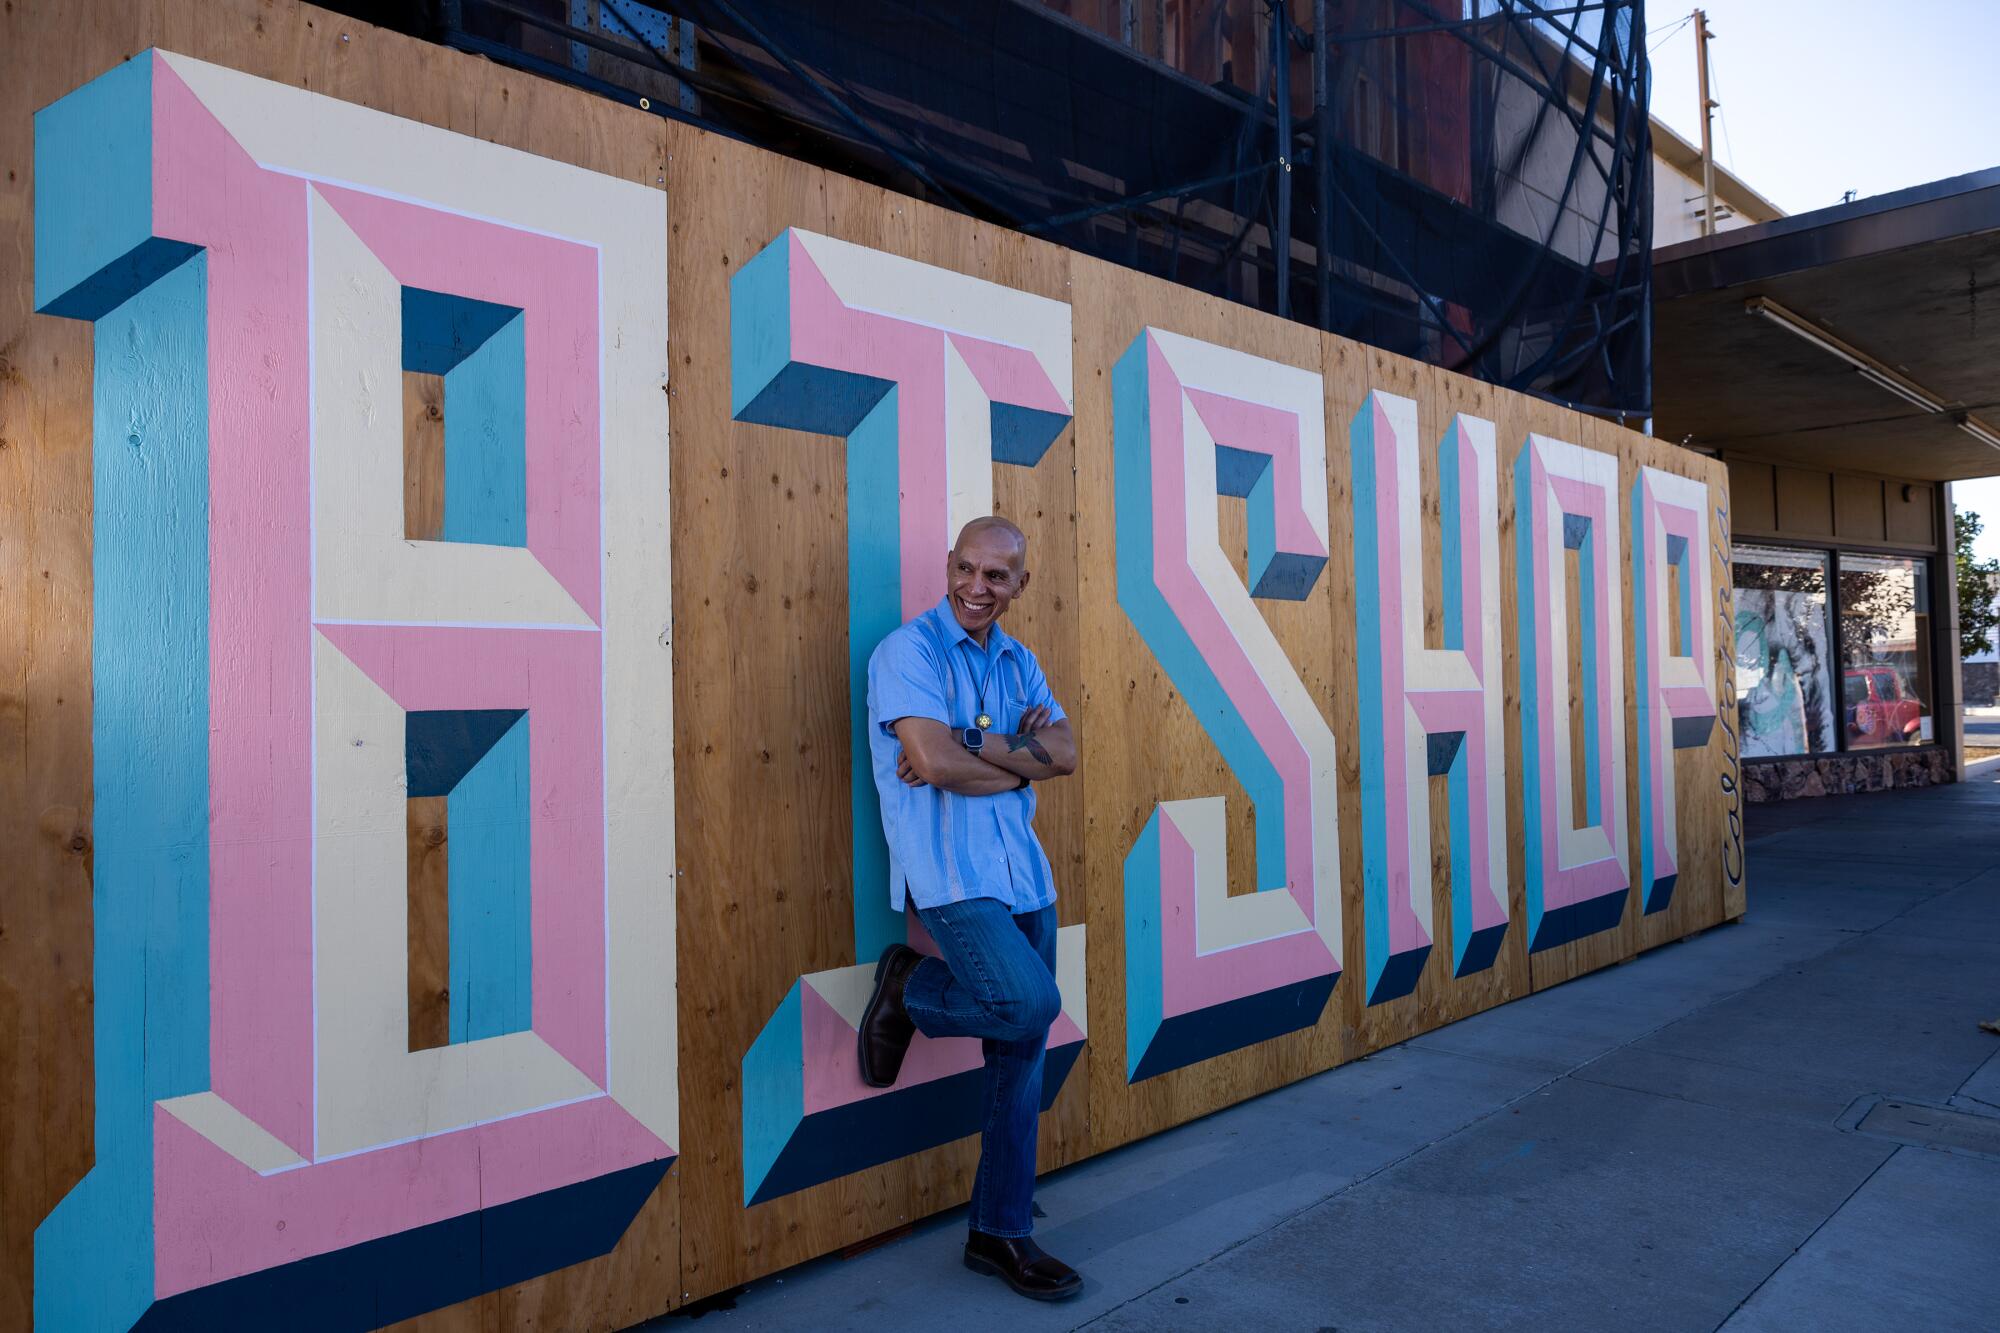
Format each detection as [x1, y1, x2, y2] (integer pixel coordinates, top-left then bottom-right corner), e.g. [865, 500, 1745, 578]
[1695, 9, 1718, 236]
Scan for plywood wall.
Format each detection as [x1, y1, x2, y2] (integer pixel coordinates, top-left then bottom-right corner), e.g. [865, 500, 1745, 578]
[0, 1, 1738, 1328]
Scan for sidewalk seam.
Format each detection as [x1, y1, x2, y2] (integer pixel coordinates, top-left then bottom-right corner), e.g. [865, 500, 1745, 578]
[1707, 1146, 1902, 1332]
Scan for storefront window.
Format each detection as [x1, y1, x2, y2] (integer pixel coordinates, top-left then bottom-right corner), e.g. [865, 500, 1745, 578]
[1733, 545, 1835, 758]
[1837, 553, 1932, 748]
[1731, 538, 1938, 760]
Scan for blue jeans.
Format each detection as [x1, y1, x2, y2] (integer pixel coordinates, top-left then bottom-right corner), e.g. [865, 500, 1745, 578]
[901, 898, 1061, 1239]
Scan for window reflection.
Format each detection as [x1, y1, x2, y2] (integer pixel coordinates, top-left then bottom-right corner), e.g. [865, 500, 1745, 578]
[1838, 554, 1932, 748]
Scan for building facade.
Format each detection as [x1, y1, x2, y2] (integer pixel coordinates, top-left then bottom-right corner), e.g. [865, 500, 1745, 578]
[1653, 170, 2000, 802]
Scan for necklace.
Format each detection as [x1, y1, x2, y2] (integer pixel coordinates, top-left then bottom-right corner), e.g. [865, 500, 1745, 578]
[970, 645, 998, 731]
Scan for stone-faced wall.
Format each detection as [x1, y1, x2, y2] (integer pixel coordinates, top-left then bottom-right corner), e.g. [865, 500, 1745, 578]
[1743, 747, 1956, 802]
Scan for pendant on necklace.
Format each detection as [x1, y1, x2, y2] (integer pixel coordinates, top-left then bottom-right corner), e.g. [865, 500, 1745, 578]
[975, 713, 993, 730]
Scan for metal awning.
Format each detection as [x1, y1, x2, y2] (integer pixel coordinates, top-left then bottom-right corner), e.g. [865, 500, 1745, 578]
[1652, 166, 2000, 482]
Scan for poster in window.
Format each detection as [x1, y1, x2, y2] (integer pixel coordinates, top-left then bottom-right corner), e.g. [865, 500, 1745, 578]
[1733, 547, 1836, 758]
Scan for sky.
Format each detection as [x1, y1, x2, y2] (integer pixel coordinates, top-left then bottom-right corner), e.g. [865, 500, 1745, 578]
[1641, 0, 2000, 557]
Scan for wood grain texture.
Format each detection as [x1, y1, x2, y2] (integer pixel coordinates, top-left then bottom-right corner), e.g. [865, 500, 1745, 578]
[1072, 252, 1345, 1154]
[1712, 450, 1751, 924]
[405, 795, 451, 1052]
[1344, 353, 1529, 1056]
[1, 2, 679, 1330]
[1, 0, 145, 1324]
[402, 371, 446, 542]
[668, 127, 1089, 1298]
[1529, 406, 1639, 990]
[1615, 418, 1732, 956]
[665, 122, 842, 1306]
[1500, 396, 1643, 993]
[1568, 535, 1591, 828]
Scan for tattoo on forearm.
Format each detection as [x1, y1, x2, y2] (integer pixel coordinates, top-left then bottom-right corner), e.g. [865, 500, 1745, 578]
[1005, 731, 1054, 765]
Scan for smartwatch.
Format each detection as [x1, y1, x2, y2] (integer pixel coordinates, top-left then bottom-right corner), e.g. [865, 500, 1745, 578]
[961, 726, 984, 753]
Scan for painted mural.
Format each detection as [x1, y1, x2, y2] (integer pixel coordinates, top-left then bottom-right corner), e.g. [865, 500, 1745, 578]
[7, 17, 1738, 1329]
[731, 229, 1087, 1204]
[1632, 466, 1720, 914]
[30, 52, 674, 1331]
[1513, 432, 1633, 952]
[1112, 328, 1342, 1082]
[1350, 396, 1509, 1000]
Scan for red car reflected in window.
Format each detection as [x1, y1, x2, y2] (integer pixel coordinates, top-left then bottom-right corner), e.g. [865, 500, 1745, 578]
[1843, 665, 1924, 746]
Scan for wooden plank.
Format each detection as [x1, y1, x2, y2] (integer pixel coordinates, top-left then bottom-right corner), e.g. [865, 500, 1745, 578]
[1416, 360, 1535, 1025]
[1714, 461, 1751, 922]
[0, 0, 169, 1325]
[1341, 350, 1529, 1056]
[1073, 252, 1345, 1155]
[402, 371, 446, 542]
[823, 155, 1094, 1226]
[666, 122, 838, 1306]
[1530, 409, 1641, 991]
[669, 125, 1089, 1299]
[3, 3, 677, 1330]
[1323, 332, 1370, 1063]
[1501, 397, 1642, 993]
[1710, 438, 1747, 919]
[406, 795, 451, 1051]
[1611, 417, 1731, 957]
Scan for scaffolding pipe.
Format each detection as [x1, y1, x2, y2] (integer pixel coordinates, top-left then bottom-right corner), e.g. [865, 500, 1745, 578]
[1313, 0, 1332, 331]
[427, 0, 1652, 413]
[1272, 0, 1292, 319]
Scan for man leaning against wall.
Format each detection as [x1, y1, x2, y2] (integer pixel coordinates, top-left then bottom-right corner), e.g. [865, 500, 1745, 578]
[856, 515, 1084, 1302]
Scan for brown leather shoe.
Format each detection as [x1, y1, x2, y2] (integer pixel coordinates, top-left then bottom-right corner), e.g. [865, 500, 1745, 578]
[963, 1230, 1083, 1301]
[857, 944, 922, 1088]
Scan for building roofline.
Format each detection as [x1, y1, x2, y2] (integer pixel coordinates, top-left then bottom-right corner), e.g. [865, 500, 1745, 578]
[1525, 21, 1784, 225]
[1647, 115, 1786, 223]
[1653, 163, 2000, 296]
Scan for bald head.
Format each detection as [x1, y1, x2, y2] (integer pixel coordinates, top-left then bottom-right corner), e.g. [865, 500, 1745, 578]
[954, 515, 1027, 561]
[944, 516, 1031, 644]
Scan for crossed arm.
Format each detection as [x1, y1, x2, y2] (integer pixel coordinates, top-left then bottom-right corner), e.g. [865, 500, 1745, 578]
[893, 707, 1077, 796]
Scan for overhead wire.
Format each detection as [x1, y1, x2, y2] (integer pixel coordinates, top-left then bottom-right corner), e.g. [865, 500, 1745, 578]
[1709, 44, 1737, 170]
[1647, 10, 1696, 55]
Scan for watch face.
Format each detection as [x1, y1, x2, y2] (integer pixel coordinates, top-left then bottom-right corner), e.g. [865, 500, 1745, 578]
[962, 726, 983, 751]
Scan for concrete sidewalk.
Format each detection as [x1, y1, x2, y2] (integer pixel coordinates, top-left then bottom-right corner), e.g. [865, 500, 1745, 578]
[655, 775, 2000, 1332]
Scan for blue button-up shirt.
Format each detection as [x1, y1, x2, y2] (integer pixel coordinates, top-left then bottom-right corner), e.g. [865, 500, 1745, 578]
[866, 597, 1065, 913]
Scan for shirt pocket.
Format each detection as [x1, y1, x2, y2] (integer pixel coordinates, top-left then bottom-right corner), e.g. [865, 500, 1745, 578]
[997, 694, 1031, 734]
